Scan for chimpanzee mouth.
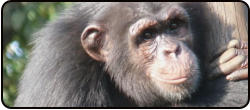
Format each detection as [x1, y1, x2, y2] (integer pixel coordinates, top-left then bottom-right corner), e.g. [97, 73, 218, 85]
[150, 73, 189, 84]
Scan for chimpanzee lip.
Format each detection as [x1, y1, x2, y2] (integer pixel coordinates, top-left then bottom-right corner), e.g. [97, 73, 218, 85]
[151, 74, 189, 84]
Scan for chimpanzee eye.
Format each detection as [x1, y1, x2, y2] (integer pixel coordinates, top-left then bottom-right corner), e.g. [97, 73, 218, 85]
[144, 32, 153, 39]
[141, 29, 157, 40]
[166, 18, 184, 34]
[169, 22, 178, 30]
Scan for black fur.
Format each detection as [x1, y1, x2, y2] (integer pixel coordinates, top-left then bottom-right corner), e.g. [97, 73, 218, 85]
[15, 3, 248, 107]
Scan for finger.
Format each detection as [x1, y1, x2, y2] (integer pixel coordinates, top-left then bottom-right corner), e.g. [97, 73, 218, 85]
[238, 40, 248, 49]
[227, 39, 240, 49]
[209, 39, 247, 63]
[228, 39, 248, 49]
[209, 45, 228, 63]
[209, 48, 247, 69]
[210, 48, 236, 68]
[240, 57, 248, 69]
[226, 69, 248, 81]
[209, 55, 246, 78]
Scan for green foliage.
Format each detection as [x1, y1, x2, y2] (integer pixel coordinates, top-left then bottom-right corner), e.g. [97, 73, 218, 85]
[2, 2, 73, 107]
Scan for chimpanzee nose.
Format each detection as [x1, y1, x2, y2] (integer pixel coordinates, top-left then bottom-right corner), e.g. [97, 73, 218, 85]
[164, 44, 181, 57]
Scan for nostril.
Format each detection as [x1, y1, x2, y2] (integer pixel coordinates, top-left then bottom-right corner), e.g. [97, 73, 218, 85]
[165, 50, 171, 55]
[164, 45, 181, 56]
[175, 45, 181, 55]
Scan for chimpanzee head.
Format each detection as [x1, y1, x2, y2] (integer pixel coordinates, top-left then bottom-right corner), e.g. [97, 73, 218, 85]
[81, 3, 200, 106]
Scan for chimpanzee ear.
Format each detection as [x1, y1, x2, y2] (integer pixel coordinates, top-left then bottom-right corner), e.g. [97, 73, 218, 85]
[81, 25, 106, 62]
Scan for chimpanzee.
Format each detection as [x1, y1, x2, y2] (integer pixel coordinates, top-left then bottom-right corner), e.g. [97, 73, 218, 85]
[14, 2, 248, 107]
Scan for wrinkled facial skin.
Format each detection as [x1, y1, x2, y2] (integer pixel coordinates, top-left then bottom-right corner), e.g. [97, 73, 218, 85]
[82, 3, 201, 106]
[127, 5, 200, 102]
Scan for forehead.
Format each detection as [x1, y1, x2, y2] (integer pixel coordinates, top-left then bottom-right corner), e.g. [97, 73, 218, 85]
[92, 2, 178, 24]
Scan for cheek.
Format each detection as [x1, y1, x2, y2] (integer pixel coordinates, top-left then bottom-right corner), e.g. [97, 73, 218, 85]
[134, 41, 157, 64]
[151, 46, 199, 77]
[144, 42, 200, 88]
[146, 45, 200, 99]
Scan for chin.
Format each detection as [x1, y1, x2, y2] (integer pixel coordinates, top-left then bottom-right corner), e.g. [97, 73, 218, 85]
[150, 65, 201, 102]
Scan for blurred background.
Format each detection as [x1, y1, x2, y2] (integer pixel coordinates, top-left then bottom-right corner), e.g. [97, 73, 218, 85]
[2, 2, 73, 107]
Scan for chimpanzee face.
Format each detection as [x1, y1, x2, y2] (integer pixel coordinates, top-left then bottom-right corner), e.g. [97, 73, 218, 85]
[81, 3, 200, 105]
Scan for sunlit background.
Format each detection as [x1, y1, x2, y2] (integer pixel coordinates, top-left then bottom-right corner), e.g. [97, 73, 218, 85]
[2, 2, 73, 107]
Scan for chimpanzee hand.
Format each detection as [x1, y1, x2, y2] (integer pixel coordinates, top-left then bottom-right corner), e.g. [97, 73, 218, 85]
[208, 39, 248, 81]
